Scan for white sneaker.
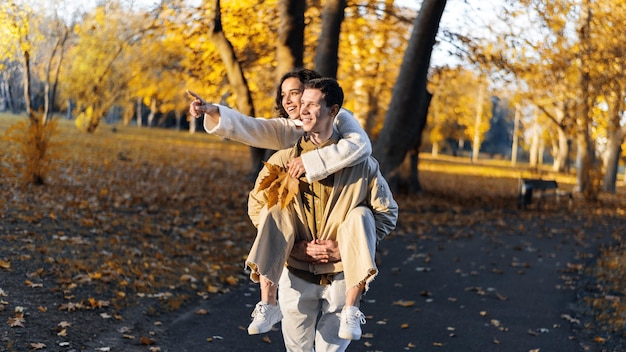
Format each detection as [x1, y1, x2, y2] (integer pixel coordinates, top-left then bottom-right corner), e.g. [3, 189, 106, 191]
[247, 301, 282, 335]
[338, 306, 366, 340]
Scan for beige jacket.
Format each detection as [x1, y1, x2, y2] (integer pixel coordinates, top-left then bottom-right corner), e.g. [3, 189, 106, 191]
[248, 141, 398, 279]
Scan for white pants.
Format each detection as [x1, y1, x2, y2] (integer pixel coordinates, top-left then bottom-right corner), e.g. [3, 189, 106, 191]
[278, 267, 350, 352]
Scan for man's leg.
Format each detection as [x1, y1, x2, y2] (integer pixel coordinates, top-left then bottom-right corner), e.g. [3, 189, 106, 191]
[278, 267, 321, 352]
[315, 273, 351, 351]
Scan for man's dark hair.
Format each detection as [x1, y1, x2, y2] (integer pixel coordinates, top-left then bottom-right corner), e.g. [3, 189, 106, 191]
[274, 68, 322, 118]
[303, 78, 344, 109]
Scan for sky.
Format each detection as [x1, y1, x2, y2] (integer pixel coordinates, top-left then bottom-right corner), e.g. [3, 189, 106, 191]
[393, 0, 501, 66]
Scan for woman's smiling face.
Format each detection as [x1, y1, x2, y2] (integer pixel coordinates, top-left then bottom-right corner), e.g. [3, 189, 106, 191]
[280, 77, 304, 120]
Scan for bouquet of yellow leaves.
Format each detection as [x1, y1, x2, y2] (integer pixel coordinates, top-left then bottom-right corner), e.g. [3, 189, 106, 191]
[257, 162, 301, 209]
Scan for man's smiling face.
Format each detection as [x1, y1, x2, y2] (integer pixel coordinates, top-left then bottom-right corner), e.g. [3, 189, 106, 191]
[299, 88, 334, 134]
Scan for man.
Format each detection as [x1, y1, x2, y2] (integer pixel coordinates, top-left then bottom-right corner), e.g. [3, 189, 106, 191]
[247, 77, 398, 351]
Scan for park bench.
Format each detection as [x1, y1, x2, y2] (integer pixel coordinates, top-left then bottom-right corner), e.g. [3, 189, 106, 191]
[518, 178, 572, 210]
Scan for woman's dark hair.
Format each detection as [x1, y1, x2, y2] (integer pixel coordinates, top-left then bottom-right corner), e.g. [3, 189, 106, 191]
[274, 68, 322, 118]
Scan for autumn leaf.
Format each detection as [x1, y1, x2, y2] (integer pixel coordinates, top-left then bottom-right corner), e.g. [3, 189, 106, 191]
[266, 173, 283, 208]
[0, 259, 10, 269]
[25, 280, 43, 288]
[258, 162, 282, 191]
[140, 336, 156, 345]
[257, 162, 301, 209]
[393, 300, 415, 307]
[30, 342, 46, 350]
[180, 274, 197, 283]
[279, 174, 300, 208]
[58, 302, 80, 311]
[225, 275, 238, 285]
[8, 315, 25, 328]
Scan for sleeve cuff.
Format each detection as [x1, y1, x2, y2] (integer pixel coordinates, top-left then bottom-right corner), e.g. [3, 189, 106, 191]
[301, 150, 327, 182]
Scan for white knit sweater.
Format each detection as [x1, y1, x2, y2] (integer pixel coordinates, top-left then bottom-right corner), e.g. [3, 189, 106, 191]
[203, 105, 371, 182]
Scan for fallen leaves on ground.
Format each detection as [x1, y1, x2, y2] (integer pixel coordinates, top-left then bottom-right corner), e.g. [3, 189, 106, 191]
[393, 299, 415, 307]
[1, 124, 255, 350]
[1, 120, 625, 351]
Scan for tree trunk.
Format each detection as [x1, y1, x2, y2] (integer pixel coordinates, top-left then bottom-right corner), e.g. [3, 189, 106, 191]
[189, 111, 197, 134]
[7, 68, 19, 114]
[602, 133, 622, 194]
[276, 0, 305, 77]
[373, 0, 446, 192]
[147, 97, 157, 127]
[314, 0, 346, 78]
[22, 48, 36, 123]
[43, 28, 69, 124]
[576, 0, 595, 199]
[601, 72, 626, 193]
[0, 76, 9, 111]
[66, 99, 72, 119]
[553, 126, 569, 172]
[136, 97, 143, 127]
[529, 121, 539, 167]
[209, 0, 264, 176]
[175, 109, 182, 131]
[511, 104, 520, 166]
[431, 141, 439, 157]
[471, 80, 484, 163]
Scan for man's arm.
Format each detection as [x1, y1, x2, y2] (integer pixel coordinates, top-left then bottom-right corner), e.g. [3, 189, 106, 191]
[300, 109, 371, 182]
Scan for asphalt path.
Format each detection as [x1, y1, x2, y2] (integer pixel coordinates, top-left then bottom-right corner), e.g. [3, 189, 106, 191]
[151, 210, 614, 352]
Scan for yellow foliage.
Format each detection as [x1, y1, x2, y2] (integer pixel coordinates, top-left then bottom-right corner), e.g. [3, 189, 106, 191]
[2, 118, 61, 186]
[426, 67, 492, 145]
[75, 106, 93, 132]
